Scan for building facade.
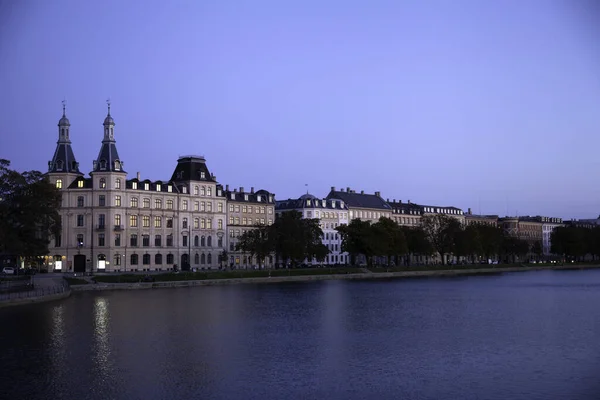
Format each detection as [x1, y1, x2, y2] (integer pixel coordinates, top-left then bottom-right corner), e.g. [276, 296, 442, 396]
[276, 194, 349, 265]
[387, 199, 423, 227]
[326, 187, 392, 223]
[224, 185, 275, 268]
[46, 104, 232, 272]
[464, 208, 498, 227]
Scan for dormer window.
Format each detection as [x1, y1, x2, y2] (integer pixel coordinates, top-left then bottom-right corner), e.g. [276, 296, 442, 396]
[200, 172, 206, 179]
[132, 182, 138, 190]
[244, 194, 249, 201]
[100, 160, 107, 170]
[78, 180, 84, 188]
[56, 160, 64, 171]
[114, 160, 121, 170]
[99, 178, 106, 189]
[72, 161, 78, 170]
[230, 193, 235, 200]
[217, 190, 222, 196]
[331, 201, 336, 208]
[182, 186, 187, 194]
[167, 185, 172, 193]
[322, 200, 326, 207]
[307, 199, 311, 206]
[144, 183, 149, 191]
[156, 184, 162, 192]
[257, 195, 262, 202]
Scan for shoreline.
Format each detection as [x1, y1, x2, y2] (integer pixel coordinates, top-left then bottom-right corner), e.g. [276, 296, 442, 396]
[69, 264, 600, 292]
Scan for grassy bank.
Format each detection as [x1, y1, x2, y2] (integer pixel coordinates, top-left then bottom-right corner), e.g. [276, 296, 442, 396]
[93, 267, 364, 283]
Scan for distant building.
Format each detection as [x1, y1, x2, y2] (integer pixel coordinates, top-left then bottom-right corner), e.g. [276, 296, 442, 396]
[223, 185, 275, 268]
[326, 187, 392, 223]
[421, 203, 465, 224]
[464, 208, 498, 227]
[386, 199, 423, 227]
[276, 194, 349, 265]
[540, 216, 563, 255]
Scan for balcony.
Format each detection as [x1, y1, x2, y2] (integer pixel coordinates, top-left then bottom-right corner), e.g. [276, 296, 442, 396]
[95, 224, 106, 231]
[114, 225, 124, 231]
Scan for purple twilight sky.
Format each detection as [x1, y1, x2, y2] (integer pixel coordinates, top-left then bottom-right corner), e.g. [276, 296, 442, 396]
[1, 0, 599, 219]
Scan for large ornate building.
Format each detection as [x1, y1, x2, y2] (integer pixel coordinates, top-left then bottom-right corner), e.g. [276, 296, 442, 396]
[45, 103, 248, 273]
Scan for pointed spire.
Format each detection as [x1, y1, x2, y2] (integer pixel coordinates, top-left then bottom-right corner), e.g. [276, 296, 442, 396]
[58, 99, 70, 127]
[103, 98, 115, 126]
[107, 98, 111, 116]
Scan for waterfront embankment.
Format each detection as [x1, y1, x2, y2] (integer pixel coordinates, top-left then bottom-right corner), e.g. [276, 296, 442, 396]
[69, 263, 600, 292]
[0, 276, 70, 308]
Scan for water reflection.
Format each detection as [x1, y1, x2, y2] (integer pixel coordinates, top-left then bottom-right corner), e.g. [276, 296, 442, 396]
[3, 270, 600, 399]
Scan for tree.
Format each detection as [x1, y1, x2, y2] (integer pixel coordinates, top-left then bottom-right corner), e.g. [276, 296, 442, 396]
[218, 250, 229, 268]
[401, 226, 434, 263]
[0, 159, 62, 263]
[551, 226, 587, 260]
[236, 225, 273, 268]
[477, 225, 504, 261]
[336, 219, 378, 266]
[420, 214, 462, 265]
[372, 217, 408, 267]
[531, 240, 543, 261]
[270, 210, 328, 266]
[454, 224, 482, 263]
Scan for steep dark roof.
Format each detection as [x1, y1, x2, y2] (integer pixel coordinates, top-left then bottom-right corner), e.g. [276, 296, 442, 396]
[387, 200, 423, 215]
[170, 156, 216, 183]
[276, 196, 349, 211]
[93, 108, 125, 173]
[224, 188, 275, 204]
[326, 190, 391, 210]
[48, 143, 82, 174]
[48, 108, 82, 175]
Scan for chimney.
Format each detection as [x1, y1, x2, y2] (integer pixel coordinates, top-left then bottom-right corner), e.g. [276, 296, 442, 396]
[226, 184, 229, 191]
[331, 186, 336, 192]
[137, 172, 140, 180]
[468, 208, 472, 215]
[387, 198, 389, 202]
[399, 200, 402, 203]
[240, 187, 244, 193]
[251, 187, 254, 193]
[408, 200, 411, 204]
[375, 191, 381, 197]
[360, 190, 364, 195]
[234, 188, 237, 192]
[346, 187, 350, 192]
[341, 188, 344, 192]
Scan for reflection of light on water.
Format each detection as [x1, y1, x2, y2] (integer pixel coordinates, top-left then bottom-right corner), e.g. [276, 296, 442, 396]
[93, 297, 112, 379]
[50, 304, 66, 375]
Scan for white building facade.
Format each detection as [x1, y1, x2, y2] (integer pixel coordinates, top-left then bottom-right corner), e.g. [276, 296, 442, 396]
[45, 103, 227, 272]
[541, 217, 563, 256]
[275, 194, 349, 265]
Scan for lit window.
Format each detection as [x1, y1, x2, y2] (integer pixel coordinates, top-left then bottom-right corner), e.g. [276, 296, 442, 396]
[115, 179, 121, 189]
[156, 184, 161, 192]
[182, 200, 188, 210]
[218, 219, 223, 229]
[143, 216, 150, 227]
[166, 199, 173, 209]
[132, 182, 138, 190]
[201, 172, 206, 179]
[194, 218, 199, 229]
[167, 185, 172, 192]
[207, 187, 212, 196]
[194, 186, 199, 196]
[207, 219, 212, 229]
[129, 215, 138, 227]
[201, 186, 206, 196]
[55, 179, 63, 189]
[155, 199, 162, 209]
[77, 180, 83, 188]
[99, 178, 106, 188]
[130, 197, 138, 208]
[144, 183, 149, 191]
[207, 202, 212, 212]
[143, 198, 150, 208]
[218, 203, 223, 213]
[154, 216, 162, 228]
[115, 195, 121, 207]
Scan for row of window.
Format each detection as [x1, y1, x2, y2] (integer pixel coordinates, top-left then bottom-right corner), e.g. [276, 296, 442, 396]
[228, 217, 271, 226]
[305, 199, 345, 209]
[305, 210, 347, 220]
[349, 210, 389, 220]
[71, 233, 225, 248]
[76, 195, 226, 212]
[75, 214, 225, 230]
[229, 204, 273, 214]
[125, 253, 214, 266]
[424, 207, 463, 215]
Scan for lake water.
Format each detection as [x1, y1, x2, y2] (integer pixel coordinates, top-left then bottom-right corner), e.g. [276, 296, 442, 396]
[2, 269, 600, 400]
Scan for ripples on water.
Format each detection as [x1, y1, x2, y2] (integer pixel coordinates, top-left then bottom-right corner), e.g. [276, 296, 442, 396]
[1, 269, 600, 400]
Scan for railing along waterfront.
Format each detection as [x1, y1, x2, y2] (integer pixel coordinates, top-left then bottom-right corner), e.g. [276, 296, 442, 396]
[0, 279, 70, 302]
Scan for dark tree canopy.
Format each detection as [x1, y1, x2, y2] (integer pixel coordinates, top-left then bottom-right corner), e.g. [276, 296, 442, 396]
[0, 159, 62, 261]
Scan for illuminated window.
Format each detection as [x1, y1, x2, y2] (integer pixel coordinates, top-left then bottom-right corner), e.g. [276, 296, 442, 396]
[77, 180, 83, 188]
[143, 216, 150, 227]
[129, 215, 138, 227]
[99, 178, 106, 188]
[130, 197, 138, 208]
[55, 179, 62, 189]
[115, 179, 121, 189]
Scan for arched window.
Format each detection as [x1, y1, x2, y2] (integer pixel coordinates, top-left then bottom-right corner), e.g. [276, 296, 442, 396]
[166, 254, 174, 264]
[143, 254, 150, 265]
[115, 178, 121, 189]
[207, 236, 212, 247]
[130, 254, 138, 265]
[99, 178, 106, 188]
[201, 236, 206, 247]
[114, 160, 121, 170]
[56, 160, 64, 170]
[200, 186, 206, 196]
[194, 253, 199, 264]
[194, 235, 199, 247]
[100, 160, 107, 170]
[194, 186, 199, 195]
[207, 254, 212, 264]
[155, 254, 162, 264]
[200, 253, 206, 264]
